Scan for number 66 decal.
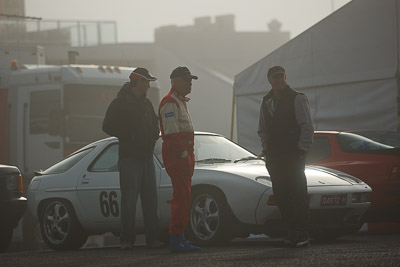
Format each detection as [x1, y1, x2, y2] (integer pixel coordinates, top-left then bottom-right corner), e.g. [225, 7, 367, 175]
[100, 191, 120, 217]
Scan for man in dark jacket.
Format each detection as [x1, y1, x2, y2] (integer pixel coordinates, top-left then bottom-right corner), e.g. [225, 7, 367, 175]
[258, 66, 314, 248]
[103, 67, 163, 250]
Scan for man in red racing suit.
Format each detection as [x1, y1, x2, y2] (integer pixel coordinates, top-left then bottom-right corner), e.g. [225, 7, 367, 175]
[158, 66, 200, 252]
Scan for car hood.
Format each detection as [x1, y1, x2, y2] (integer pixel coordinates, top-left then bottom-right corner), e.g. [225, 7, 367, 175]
[195, 162, 355, 187]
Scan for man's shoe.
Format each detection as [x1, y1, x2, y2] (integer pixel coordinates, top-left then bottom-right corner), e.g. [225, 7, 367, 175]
[169, 235, 200, 252]
[281, 230, 310, 248]
[121, 243, 133, 250]
[295, 239, 310, 248]
[281, 230, 297, 246]
[148, 240, 165, 249]
[294, 230, 310, 248]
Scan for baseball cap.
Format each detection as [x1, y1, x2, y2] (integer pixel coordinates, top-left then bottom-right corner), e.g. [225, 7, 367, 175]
[129, 67, 157, 81]
[267, 66, 286, 78]
[170, 66, 198, 80]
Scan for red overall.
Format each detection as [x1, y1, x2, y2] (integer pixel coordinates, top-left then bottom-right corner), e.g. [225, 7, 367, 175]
[158, 89, 195, 235]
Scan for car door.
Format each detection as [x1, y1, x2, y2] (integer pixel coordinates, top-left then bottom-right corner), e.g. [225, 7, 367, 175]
[153, 139, 173, 226]
[76, 142, 124, 230]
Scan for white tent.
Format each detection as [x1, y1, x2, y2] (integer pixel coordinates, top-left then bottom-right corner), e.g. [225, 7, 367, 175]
[233, 0, 400, 153]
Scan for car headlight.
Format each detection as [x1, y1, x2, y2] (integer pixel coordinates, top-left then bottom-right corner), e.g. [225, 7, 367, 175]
[352, 192, 369, 203]
[29, 179, 41, 191]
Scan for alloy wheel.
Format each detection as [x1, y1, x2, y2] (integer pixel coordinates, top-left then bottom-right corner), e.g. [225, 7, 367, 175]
[43, 201, 71, 245]
[190, 193, 220, 241]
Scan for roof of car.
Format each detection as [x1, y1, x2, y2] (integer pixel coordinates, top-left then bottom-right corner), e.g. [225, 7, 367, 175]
[79, 131, 224, 151]
[314, 130, 340, 134]
[101, 131, 222, 142]
[315, 130, 399, 135]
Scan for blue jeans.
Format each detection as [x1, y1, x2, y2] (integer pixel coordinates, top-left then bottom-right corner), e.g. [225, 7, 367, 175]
[118, 157, 160, 246]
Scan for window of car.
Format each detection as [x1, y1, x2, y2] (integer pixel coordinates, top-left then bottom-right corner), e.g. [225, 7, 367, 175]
[306, 136, 331, 163]
[153, 135, 255, 166]
[195, 135, 254, 162]
[41, 147, 94, 174]
[154, 139, 163, 166]
[88, 143, 119, 172]
[337, 132, 394, 153]
[352, 131, 400, 148]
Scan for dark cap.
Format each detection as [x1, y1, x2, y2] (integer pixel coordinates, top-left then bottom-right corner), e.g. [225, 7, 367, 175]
[170, 66, 198, 80]
[129, 67, 157, 81]
[267, 66, 286, 78]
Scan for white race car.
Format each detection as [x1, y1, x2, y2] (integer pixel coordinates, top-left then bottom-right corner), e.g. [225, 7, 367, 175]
[27, 132, 371, 250]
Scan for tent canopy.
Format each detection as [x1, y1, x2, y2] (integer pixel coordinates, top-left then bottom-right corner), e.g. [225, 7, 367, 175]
[234, 0, 400, 153]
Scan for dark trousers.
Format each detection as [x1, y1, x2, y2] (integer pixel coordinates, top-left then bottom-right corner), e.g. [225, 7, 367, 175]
[266, 151, 309, 233]
[118, 157, 160, 246]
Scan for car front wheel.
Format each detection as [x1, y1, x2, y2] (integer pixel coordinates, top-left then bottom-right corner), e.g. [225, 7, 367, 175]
[187, 188, 232, 244]
[40, 199, 88, 250]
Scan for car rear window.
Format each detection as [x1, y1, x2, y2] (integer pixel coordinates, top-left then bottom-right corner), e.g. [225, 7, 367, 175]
[41, 147, 94, 175]
[352, 131, 400, 148]
[88, 143, 119, 172]
[337, 132, 394, 153]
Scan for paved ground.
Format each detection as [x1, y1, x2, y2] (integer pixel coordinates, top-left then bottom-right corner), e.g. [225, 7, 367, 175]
[1, 233, 400, 267]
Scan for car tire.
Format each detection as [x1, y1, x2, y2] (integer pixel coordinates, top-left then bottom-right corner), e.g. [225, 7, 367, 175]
[40, 199, 88, 250]
[0, 228, 13, 252]
[186, 187, 233, 244]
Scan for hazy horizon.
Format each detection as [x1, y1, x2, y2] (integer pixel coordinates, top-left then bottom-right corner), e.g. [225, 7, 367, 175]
[25, 0, 351, 43]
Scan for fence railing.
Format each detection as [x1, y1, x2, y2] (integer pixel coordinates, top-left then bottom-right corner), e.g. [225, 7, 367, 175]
[0, 19, 118, 47]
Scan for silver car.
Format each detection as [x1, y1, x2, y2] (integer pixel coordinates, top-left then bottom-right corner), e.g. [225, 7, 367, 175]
[27, 132, 371, 250]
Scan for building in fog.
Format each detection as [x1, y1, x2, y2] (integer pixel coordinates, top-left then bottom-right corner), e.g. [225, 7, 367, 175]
[153, 15, 289, 139]
[154, 15, 290, 139]
[0, 10, 290, 139]
[155, 15, 289, 78]
[0, 0, 25, 16]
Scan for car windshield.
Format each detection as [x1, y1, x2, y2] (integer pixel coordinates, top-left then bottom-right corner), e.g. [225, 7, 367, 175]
[154, 134, 256, 166]
[41, 147, 94, 175]
[337, 132, 394, 153]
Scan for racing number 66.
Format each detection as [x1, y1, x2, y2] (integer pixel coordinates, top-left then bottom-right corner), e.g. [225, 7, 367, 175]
[99, 191, 120, 217]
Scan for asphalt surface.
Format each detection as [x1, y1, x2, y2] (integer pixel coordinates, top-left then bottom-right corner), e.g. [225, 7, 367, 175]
[1, 233, 400, 267]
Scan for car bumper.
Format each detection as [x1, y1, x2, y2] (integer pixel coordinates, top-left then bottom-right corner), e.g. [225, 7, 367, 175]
[363, 205, 400, 222]
[0, 197, 27, 229]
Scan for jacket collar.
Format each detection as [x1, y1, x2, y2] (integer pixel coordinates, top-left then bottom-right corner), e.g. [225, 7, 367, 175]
[263, 85, 293, 101]
[118, 82, 147, 103]
[171, 88, 190, 102]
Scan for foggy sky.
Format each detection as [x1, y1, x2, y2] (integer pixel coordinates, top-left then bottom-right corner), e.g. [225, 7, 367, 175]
[25, 0, 351, 43]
